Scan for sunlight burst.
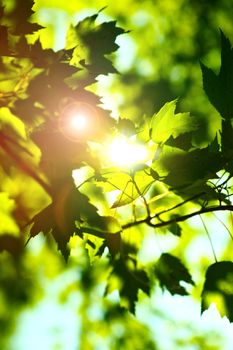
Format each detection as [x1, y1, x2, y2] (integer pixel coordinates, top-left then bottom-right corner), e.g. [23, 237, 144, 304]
[69, 114, 88, 132]
[107, 137, 148, 167]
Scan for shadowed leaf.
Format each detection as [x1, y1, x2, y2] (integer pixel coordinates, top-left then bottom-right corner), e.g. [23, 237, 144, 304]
[201, 31, 233, 120]
[201, 261, 233, 322]
[106, 257, 150, 314]
[155, 253, 194, 295]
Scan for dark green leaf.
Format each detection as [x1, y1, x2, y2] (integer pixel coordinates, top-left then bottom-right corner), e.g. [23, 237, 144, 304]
[201, 261, 233, 321]
[150, 168, 160, 180]
[30, 183, 98, 260]
[30, 204, 54, 238]
[105, 232, 122, 256]
[106, 257, 150, 314]
[201, 31, 233, 120]
[157, 142, 223, 194]
[168, 221, 182, 237]
[7, 0, 43, 35]
[155, 253, 194, 295]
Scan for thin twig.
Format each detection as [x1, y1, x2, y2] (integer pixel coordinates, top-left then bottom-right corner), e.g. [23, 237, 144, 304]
[199, 215, 217, 263]
[155, 192, 205, 218]
[212, 212, 233, 241]
[130, 176, 151, 217]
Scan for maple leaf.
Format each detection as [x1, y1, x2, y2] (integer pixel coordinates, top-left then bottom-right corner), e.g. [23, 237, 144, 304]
[72, 16, 127, 80]
[201, 31, 233, 120]
[30, 181, 111, 261]
[106, 257, 150, 314]
[201, 31, 233, 173]
[7, 0, 42, 35]
[155, 253, 194, 295]
[150, 100, 198, 144]
[201, 261, 233, 322]
[30, 182, 81, 260]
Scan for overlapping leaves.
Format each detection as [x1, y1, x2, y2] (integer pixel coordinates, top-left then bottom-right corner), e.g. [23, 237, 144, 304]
[105, 256, 150, 314]
[1, 0, 233, 319]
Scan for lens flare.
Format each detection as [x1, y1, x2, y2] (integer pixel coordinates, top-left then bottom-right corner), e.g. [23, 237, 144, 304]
[69, 114, 88, 131]
[59, 102, 98, 141]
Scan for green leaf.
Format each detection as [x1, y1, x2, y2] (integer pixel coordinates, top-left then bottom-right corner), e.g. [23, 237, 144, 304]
[155, 253, 194, 295]
[150, 168, 160, 180]
[150, 100, 198, 144]
[30, 202, 73, 261]
[106, 257, 150, 314]
[109, 168, 153, 208]
[30, 181, 121, 260]
[201, 261, 233, 322]
[30, 183, 99, 261]
[201, 31, 233, 120]
[30, 204, 54, 238]
[168, 221, 182, 237]
[69, 15, 126, 81]
[157, 142, 223, 194]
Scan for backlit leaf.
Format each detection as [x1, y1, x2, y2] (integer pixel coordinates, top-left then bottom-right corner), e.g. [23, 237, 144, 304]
[150, 100, 198, 144]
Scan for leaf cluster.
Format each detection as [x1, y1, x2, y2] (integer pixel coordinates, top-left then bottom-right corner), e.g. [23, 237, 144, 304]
[1, 0, 233, 319]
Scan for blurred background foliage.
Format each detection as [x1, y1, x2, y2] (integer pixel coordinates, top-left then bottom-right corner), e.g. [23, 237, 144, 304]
[1, 0, 233, 349]
[33, 0, 233, 146]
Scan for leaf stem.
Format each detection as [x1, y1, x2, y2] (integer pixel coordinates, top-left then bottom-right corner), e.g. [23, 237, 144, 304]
[199, 215, 217, 263]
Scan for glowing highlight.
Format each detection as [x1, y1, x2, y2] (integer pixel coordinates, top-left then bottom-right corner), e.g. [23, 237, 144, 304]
[107, 137, 148, 167]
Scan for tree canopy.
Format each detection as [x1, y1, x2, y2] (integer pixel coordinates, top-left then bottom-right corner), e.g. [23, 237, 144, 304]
[1, 0, 233, 349]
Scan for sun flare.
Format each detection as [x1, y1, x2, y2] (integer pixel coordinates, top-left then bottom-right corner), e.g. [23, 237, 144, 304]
[107, 137, 148, 167]
[69, 114, 88, 131]
[59, 101, 98, 141]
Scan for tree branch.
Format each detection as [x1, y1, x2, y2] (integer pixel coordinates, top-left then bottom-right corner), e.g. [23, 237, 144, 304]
[122, 204, 233, 231]
[155, 192, 205, 218]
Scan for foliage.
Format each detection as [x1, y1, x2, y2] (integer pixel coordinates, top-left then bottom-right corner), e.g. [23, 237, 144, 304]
[1, 0, 233, 348]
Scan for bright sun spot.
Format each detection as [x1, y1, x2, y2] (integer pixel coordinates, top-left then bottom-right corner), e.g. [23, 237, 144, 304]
[59, 101, 97, 141]
[69, 114, 88, 131]
[107, 137, 148, 167]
